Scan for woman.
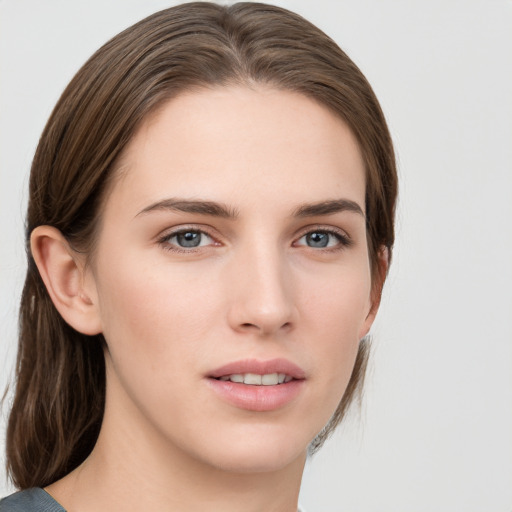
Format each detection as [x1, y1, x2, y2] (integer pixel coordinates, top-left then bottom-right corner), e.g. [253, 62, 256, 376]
[1, 2, 397, 511]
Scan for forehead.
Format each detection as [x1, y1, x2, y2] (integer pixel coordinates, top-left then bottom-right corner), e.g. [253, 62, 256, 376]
[109, 86, 366, 215]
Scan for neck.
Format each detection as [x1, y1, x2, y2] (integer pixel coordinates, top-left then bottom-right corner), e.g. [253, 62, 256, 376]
[48, 431, 305, 512]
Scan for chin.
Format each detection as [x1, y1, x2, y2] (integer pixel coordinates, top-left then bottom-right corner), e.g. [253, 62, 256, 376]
[205, 446, 306, 475]
[187, 422, 313, 474]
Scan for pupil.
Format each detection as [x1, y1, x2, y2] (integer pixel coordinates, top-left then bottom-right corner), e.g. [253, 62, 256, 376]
[307, 232, 328, 247]
[177, 231, 201, 247]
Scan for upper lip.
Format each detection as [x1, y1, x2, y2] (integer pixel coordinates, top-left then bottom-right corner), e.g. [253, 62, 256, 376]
[208, 358, 306, 379]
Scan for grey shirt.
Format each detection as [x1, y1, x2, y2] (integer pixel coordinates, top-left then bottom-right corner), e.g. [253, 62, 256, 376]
[0, 488, 65, 512]
[1, 488, 306, 511]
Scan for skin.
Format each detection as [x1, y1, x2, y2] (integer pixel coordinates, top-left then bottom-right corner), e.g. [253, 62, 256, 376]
[33, 86, 384, 512]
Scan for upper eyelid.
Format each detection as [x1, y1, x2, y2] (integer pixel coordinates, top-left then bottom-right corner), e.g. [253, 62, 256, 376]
[294, 224, 351, 240]
[157, 224, 219, 240]
[164, 228, 214, 240]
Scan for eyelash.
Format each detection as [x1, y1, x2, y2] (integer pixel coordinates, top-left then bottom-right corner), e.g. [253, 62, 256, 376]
[294, 226, 352, 251]
[157, 226, 352, 254]
[157, 226, 218, 254]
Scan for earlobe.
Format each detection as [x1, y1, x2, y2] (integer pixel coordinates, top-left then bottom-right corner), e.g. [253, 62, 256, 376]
[30, 226, 102, 335]
[358, 246, 389, 339]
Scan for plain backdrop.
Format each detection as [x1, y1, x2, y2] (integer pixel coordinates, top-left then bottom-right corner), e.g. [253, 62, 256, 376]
[1, 1, 511, 510]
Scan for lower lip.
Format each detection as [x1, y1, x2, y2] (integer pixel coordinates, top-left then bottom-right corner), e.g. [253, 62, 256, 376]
[206, 378, 304, 412]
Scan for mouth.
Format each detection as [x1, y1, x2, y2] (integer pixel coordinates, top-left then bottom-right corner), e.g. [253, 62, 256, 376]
[206, 359, 306, 411]
[208, 358, 306, 381]
[214, 373, 294, 385]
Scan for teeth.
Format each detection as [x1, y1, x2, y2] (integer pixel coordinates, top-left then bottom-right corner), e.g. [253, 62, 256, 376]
[244, 373, 262, 385]
[261, 373, 278, 385]
[218, 372, 293, 385]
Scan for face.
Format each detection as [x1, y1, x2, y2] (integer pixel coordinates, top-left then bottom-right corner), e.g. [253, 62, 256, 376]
[86, 86, 377, 473]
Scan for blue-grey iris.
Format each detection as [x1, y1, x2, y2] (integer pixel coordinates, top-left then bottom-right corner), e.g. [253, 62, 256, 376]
[177, 231, 201, 247]
[306, 232, 329, 248]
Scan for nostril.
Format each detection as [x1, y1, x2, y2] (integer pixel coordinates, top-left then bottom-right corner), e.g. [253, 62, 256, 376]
[240, 321, 292, 332]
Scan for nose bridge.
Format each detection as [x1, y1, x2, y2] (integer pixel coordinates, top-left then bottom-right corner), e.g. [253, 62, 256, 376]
[227, 235, 295, 335]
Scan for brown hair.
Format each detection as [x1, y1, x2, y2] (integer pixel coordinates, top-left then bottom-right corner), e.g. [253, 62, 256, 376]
[6, 2, 397, 489]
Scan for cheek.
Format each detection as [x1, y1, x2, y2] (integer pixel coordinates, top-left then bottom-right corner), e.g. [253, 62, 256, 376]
[297, 261, 372, 395]
[94, 252, 224, 374]
[299, 259, 372, 337]
[93, 254, 226, 434]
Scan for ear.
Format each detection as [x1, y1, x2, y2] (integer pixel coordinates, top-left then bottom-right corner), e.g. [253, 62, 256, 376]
[358, 246, 389, 339]
[30, 225, 102, 335]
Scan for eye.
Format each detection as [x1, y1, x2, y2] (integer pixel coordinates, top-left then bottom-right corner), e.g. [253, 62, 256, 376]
[295, 229, 351, 249]
[159, 229, 215, 251]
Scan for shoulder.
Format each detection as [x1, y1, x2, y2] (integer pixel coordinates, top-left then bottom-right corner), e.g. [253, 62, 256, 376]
[0, 488, 66, 512]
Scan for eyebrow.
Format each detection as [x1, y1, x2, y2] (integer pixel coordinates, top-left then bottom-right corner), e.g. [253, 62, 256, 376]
[136, 198, 239, 219]
[293, 199, 365, 218]
[136, 198, 364, 219]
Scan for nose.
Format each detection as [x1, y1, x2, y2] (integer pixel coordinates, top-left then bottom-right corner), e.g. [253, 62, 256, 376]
[226, 243, 297, 337]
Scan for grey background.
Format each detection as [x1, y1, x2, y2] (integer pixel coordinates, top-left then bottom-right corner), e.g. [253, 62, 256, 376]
[1, 1, 511, 510]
